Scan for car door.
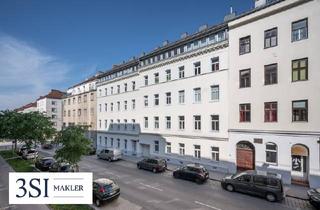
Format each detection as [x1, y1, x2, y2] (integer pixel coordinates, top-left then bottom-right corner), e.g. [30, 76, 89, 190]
[252, 175, 268, 197]
[184, 167, 194, 180]
[93, 182, 99, 198]
[234, 174, 253, 194]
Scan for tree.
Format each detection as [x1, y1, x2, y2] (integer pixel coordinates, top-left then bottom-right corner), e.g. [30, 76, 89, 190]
[54, 126, 91, 172]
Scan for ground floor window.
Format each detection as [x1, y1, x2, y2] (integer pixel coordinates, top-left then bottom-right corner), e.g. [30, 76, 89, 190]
[179, 143, 185, 155]
[166, 142, 171, 154]
[194, 145, 201, 159]
[104, 137, 107, 146]
[111, 138, 114, 147]
[154, 141, 159, 152]
[117, 139, 120, 148]
[266, 142, 277, 164]
[124, 139, 127, 150]
[211, 146, 219, 161]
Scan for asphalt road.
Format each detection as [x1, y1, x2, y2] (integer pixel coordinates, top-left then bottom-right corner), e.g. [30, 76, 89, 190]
[38, 149, 314, 210]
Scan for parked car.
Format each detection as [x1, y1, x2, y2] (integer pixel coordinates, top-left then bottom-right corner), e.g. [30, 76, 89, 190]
[307, 188, 320, 209]
[42, 143, 53, 150]
[35, 157, 56, 171]
[93, 178, 120, 207]
[137, 158, 167, 173]
[87, 147, 96, 155]
[49, 162, 75, 172]
[221, 170, 284, 202]
[173, 164, 209, 184]
[17, 145, 28, 156]
[22, 149, 38, 159]
[97, 148, 122, 161]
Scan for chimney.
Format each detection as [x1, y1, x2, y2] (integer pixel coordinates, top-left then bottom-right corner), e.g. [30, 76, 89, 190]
[181, 32, 188, 39]
[198, 24, 208, 32]
[254, 0, 267, 8]
[162, 40, 169, 46]
[224, 6, 236, 22]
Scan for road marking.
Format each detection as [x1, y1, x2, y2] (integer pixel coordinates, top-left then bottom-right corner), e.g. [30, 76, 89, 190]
[194, 201, 222, 210]
[139, 182, 163, 191]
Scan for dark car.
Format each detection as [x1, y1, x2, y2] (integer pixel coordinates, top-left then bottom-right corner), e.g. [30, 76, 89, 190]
[221, 170, 284, 202]
[93, 178, 120, 207]
[137, 158, 167, 173]
[173, 164, 209, 184]
[17, 145, 28, 156]
[307, 188, 320, 209]
[49, 162, 75, 172]
[35, 157, 55, 171]
[42, 143, 53, 150]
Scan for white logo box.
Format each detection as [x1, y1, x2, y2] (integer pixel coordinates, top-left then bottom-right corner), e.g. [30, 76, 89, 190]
[9, 172, 92, 204]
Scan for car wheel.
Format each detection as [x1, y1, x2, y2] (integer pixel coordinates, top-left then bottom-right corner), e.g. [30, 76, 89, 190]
[226, 184, 234, 192]
[195, 178, 202, 184]
[173, 172, 179, 179]
[95, 198, 101, 207]
[152, 168, 157, 173]
[137, 164, 141, 169]
[107, 158, 112, 162]
[266, 193, 276, 202]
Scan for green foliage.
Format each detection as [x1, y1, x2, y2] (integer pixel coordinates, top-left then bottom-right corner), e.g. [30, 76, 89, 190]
[54, 126, 91, 169]
[49, 204, 93, 210]
[0, 150, 17, 159]
[0, 151, 33, 172]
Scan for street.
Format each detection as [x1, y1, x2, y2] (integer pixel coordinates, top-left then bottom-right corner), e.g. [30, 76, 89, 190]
[39, 150, 314, 210]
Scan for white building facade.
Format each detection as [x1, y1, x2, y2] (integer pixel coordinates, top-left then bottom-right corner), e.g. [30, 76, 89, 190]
[228, 0, 320, 187]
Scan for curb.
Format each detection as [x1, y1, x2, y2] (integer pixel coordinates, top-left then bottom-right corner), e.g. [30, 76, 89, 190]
[285, 194, 309, 201]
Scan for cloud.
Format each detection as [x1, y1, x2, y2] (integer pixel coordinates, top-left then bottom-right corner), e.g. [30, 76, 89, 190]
[0, 35, 71, 110]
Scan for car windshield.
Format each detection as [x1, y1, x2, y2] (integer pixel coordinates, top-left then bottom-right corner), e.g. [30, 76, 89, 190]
[232, 172, 247, 179]
[104, 182, 116, 191]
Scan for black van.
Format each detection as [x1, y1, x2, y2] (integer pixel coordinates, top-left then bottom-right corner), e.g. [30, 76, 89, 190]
[221, 170, 284, 202]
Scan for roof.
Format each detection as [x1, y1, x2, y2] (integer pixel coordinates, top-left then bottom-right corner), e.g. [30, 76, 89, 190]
[68, 74, 100, 89]
[186, 163, 205, 169]
[37, 89, 66, 101]
[241, 170, 282, 179]
[97, 59, 139, 79]
[14, 102, 37, 112]
[94, 178, 114, 185]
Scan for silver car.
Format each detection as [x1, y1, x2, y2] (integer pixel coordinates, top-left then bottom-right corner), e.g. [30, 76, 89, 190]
[97, 148, 122, 161]
[22, 149, 38, 160]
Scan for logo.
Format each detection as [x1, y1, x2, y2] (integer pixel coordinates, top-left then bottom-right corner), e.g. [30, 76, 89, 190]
[9, 172, 92, 204]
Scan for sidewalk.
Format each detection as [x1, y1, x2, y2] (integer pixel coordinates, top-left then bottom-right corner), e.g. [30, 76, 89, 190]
[0, 155, 50, 210]
[121, 155, 310, 200]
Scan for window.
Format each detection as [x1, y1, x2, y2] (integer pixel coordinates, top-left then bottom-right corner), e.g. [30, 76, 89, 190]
[124, 101, 127, 110]
[124, 139, 127, 150]
[194, 62, 201, 75]
[124, 119, 127, 130]
[194, 145, 201, 159]
[52, 108, 57, 113]
[83, 109, 87, 117]
[104, 120, 108, 129]
[104, 88, 107, 96]
[110, 119, 114, 129]
[154, 141, 159, 152]
[117, 85, 120, 94]
[132, 81, 136, 90]
[117, 119, 120, 130]
[239, 36, 251, 55]
[99, 104, 101, 112]
[166, 116, 171, 129]
[210, 85, 219, 101]
[194, 88, 201, 103]
[110, 103, 113, 111]
[239, 69, 251, 88]
[178, 90, 185, 104]
[292, 100, 308, 122]
[83, 94, 87, 102]
[104, 103, 107, 112]
[253, 176, 268, 186]
[240, 103, 251, 122]
[179, 66, 185, 78]
[117, 139, 120, 148]
[99, 136, 102, 145]
[154, 94, 159, 106]
[211, 115, 219, 131]
[90, 93, 94, 101]
[78, 109, 81, 116]
[179, 116, 185, 130]
[90, 108, 94, 116]
[166, 142, 171, 154]
[99, 89, 102, 97]
[194, 115, 201, 130]
[111, 138, 113, 147]
[154, 116, 159, 129]
[68, 99, 71, 105]
[179, 143, 185, 155]
[264, 28, 277, 48]
[132, 119, 136, 130]
[68, 110, 71, 117]
[266, 143, 277, 164]
[292, 18, 308, 42]
[265, 102, 277, 122]
[265, 64, 278, 85]
[144, 117, 148, 128]
[166, 69, 171, 81]
[73, 98, 75, 104]
[124, 83, 128, 92]
[111, 87, 114, 94]
[144, 75, 148, 86]
[211, 57, 219, 71]
[162, 92, 170, 106]
[132, 99, 136, 110]
[116, 102, 120, 111]
[99, 120, 101, 128]
[78, 96, 81, 103]
[154, 73, 159, 84]
[292, 58, 308, 82]
[144, 95, 148, 107]
[104, 137, 107, 146]
[211, 147, 219, 161]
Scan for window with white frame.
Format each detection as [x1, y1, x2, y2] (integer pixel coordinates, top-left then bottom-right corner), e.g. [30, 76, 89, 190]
[211, 57, 219, 71]
[104, 103, 107, 112]
[179, 66, 185, 79]
[144, 95, 148, 107]
[124, 101, 127, 110]
[144, 75, 148, 86]
[211, 115, 219, 131]
[117, 85, 120, 94]
[117, 139, 120, 148]
[266, 142, 277, 164]
[179, 116, 185, 130]
[124, 139, 127, 150]
[194, 62, 201, 75]
[194, 115, 201, 130]
[110, 119, 113, 129]
[211, 147, 219, 161]
[105, 120, 108, 129]
[144, 117, 148, 128]
[117, 119, 120, 130]
[154, 141, 159, 152]
[99, 104, 101, 112]
[124, 119, 127, 130]
[99, 136, 102, 145]
[166, 69, 171, 81]
[179, 143, 185, 155]
[179, 90, 185, 104]
[117, 101, 120, 111]
[110, 103, 114, 111]
[154, 73, 159, 84]
[111, 87, 114, 94]
[194, 145, 201, 158]
[292, 18, 308, 42]
[132, 81, 136, 90]
[154, 94, 159, 106]
[194, 88, 201, 103]
[166, 92, 171, 105]
[124, 83, 128, 92]
[111, 138, 113, 147]
[211, 85, 219, 101]
[166, 142, 171, 154]
[132, 99, 136, 109]
[132, 119, 136, 130]
[99, 120, 101, 128]
[154, 116, 159, 129]
[104, 137, 107, 146]
[166, 116, 171, 129]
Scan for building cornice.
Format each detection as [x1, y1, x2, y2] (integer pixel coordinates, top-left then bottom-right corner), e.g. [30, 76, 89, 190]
[229, 129, 320, 136]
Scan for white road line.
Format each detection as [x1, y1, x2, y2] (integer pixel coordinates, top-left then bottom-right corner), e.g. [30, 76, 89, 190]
[194, 201, 222, 210]
[139, 182, 163, 191]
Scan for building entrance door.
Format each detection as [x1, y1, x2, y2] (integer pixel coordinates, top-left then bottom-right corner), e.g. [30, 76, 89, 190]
[291, 144, 309, 186]
[236, 141, 255, 171]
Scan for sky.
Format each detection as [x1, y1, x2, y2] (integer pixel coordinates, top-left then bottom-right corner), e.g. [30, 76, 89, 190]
[0, 0, 253, 110]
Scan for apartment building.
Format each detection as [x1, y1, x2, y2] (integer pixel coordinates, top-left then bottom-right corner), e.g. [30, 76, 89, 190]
[37, 89, 65, 131]
[228, 0, 320, 187]
[15, 102, 37, 113]
[97, 23, 231, 171]
[62, 75, 98, 147]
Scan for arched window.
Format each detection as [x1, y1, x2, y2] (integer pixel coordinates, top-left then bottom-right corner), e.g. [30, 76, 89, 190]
[266, 142, 277, 164]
